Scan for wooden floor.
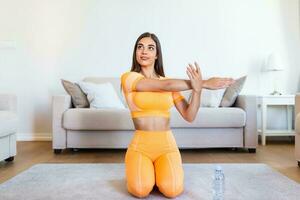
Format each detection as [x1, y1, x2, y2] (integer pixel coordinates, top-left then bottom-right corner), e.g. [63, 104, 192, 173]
[1, 140, 300, 184]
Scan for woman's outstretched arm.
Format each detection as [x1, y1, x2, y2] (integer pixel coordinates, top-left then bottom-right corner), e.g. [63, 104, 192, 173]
[135, 63, 235, 92]
[134, 76, 191, 92]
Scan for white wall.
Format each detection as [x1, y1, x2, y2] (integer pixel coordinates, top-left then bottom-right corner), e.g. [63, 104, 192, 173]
[0, 0, 299, 140]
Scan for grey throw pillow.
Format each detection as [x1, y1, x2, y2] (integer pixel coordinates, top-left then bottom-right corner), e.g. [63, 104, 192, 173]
[61, 79, 89, 108]
[220, 76, 247, 107]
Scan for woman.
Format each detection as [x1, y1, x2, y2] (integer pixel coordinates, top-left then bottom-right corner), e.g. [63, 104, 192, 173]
[121, 32, 234, 198]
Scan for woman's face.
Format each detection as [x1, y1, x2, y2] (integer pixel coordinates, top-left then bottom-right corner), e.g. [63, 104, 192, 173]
[135, 37, 157, 68]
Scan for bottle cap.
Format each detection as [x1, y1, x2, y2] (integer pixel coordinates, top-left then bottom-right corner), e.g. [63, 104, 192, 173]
[215, 165, 223, 171]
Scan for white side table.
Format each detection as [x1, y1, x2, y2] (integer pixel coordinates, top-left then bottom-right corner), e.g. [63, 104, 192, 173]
[257, 95, 295, 145]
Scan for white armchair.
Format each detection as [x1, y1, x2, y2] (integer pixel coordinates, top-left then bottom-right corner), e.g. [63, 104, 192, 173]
[0, 94, 18, 162]
[295, 94, 300, 167]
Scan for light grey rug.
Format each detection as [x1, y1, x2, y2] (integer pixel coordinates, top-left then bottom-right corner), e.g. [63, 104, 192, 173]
[0, 163, 299, 200]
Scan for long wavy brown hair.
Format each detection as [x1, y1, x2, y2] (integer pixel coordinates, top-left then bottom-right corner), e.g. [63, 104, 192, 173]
[130, 32, 165, 77]
[120, 32, 166, 92]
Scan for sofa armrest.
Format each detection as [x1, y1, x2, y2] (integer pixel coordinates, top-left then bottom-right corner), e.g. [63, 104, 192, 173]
[295, 94, 300, 120]
[0, 94, 17, 113]
[295, 94, 300, 136]
[295, 94, 300, 162]
[234, 95, 258, 148]
[52, 95, 72, 149]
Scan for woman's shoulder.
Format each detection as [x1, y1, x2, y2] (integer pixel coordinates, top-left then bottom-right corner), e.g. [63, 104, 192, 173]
[121, 71, 143, 76]
[120, 71, 144, 81]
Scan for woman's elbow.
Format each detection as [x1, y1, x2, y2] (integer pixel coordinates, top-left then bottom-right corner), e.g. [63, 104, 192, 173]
[184, 115, 196, 123]
[185, 106, 201, 123]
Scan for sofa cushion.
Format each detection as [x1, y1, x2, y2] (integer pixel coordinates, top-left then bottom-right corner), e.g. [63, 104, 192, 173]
[63, 108, 134, 130]
[200, 88, 226, 107]
[63, 107, 246, 130]
[220, 76, 247, 107]
[0, 111, 18, 137]
[83, 77, 127, 108]
[77, 81, 125, 109]
[61, 79, 89, 108]
[170, 107, 246, 128]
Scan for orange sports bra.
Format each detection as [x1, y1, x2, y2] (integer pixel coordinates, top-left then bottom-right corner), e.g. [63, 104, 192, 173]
[120, 71, 185, 118]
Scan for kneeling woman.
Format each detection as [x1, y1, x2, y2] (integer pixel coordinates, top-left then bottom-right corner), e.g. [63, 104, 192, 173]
[121, 32, 234, 198]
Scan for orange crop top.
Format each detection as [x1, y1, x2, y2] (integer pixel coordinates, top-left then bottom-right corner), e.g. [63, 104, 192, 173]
[121, 71, 185, 118]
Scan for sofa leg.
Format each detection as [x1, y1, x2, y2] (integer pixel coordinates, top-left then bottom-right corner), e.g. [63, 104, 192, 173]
[298, 161, 300, 168]
[248, 148, 256, 153]
[54, 149, 62, 154]
[72, 148, 79, 152]
[4, 156, 14, 162]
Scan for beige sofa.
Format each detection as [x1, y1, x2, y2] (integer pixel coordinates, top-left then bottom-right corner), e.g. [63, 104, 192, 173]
[295, 94, 300, 167]
[0, 94, 17, 162]
[52, 77, 258, 154]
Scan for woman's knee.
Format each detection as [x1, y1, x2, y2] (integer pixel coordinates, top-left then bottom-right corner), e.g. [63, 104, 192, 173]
[157, 181, 184, 198]
[155, 152, 184, 198]
[127, 181, 155, 198]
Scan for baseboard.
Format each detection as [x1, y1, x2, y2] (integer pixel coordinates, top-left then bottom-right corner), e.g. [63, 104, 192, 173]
[17, 133, 52, 141]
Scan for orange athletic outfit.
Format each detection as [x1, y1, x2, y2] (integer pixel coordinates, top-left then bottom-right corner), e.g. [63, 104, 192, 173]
[121, 71, 185, 198]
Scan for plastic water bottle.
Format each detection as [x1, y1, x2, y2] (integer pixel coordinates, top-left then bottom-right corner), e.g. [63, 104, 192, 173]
[212, 165, 225, 200]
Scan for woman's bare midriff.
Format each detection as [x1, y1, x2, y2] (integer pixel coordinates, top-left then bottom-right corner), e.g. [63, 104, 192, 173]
[133, 117, 170, 131]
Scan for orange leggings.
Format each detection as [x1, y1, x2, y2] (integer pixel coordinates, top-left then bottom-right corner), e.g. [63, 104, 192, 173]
[125, 129, 184, 198]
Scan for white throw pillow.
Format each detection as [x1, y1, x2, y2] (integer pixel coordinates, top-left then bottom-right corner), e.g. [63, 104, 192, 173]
[200, 88, 226, 107]
[177, 89, 226, 107]
[77, 81, 125, 109]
